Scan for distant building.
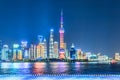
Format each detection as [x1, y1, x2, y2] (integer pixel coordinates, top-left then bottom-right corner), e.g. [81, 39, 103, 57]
[8, 49, 12, 61]
[98, 55, 108, 61]
[64, 43, 69, 59]
[49, 29, 54, 59]
[17, 50, 22, 60]
[36, 36, 47, 59]
[76, 49, 82, 60]
[88, 54, 98, 61]
[21, 41, 28, 60]
[69, 43, 76, 60]
[0, 40, 2, 60]
[54, 41, 59, 58]
[29, 44, 36, 60]
[36, 43, 44, 59]
[13, 44, 20, 61]
[1, 45, 9, 61]
[65, 49, 69, 59]
[85, 52, 92, 59]
[115, 53, 120, 61]
[43, 38, 47, 59]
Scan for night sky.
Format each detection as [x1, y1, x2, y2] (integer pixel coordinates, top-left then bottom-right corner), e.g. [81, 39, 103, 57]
[0, 0, 120, 57]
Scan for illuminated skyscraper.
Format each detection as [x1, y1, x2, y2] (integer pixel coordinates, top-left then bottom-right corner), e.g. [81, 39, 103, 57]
[64, 43, 69, 59]
[59, 10, 65, 59]
[76, 49, 82, 59]
[36, 35, 45, 59]
[21, 41, 28, 60]
[29, 44, 36, 60]
[69, 43, 76, 60]
[36, 45, 41, 58]
[49, 29, 54, 59]
[115, 53, 120, 60]
[0, 40, 2, 60]
[54, 41, 58, 58]
[17, 50, 22, 60]
[8, 49, 12, 61]
[36, 44, 44, 59]
[43, 38, 47, 59]
[1, 45, 9, 61]
[13, 44, 20, 61]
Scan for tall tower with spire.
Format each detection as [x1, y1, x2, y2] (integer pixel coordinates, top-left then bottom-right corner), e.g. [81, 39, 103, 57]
[49, 29, 54, 59]
[59, 10, 65, 59]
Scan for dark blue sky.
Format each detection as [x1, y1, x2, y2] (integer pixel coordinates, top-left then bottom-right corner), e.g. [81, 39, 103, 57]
[0, 0, 120, 57]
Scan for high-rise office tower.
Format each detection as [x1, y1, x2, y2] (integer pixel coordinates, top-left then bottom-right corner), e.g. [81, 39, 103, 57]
[41, 43, 45, 58]
[54, 41, 59, 58]
[59, 10, 65, 59]
[43, 38, 47, 59]
[29, 44, 36, 60]
[76, 49, 82, 60]
[36, 44, 44, 59]
[64, 43, 68, 59]
[69, 43, 76, 60]
[8, 49, 12, 61]
[115, 53, 120, 60]
[21, 41, 28, 60]
[33, 45, 37, 59]
[1, 45, 9, 61]
[17, 50, 22, 60]
[36, 35, 45, 59]
[13, 44, 20, 61]
[49, 29, 54, 59]
[0, 40, 2, 60]
[36, 45, 40, 59]
[29, 44, 33, 60]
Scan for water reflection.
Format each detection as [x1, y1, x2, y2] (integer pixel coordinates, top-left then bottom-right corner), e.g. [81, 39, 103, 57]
[75, 62, 81, 71]
[0, 62, 120, 75]
[0, 63, 30, 69]
[50, 62, 69, 74]
[32, 62, 46, 74]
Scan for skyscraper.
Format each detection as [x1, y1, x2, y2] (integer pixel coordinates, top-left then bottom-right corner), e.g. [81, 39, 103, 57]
[1, 45, 9, 61]
[36, 43, 44, 59]
[17, 50, 22, 60]
[13, 44, 20, 61]
[0, 40, 2, 60]
[115, 53, 120, 60]
[36, 35, 45, 59]
[21, 41, 28, 60]
[59, 10, 65, 59]
[49, 29, 54, 59]
[76, 49, 82, 60]
[43, 38, 47, 59]
[69, 43, 76, 60]
[54, 41, 59, 58]
[29, 44, 36, 60]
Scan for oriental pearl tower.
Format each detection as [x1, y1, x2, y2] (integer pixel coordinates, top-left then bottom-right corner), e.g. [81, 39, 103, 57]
[59, 10, 65, 59]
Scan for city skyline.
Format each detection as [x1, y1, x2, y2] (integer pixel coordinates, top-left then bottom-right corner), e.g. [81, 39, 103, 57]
[0, 0, 120, 57]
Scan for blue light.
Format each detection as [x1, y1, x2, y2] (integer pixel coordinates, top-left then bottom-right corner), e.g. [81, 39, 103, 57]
[50, 29, 54, 32]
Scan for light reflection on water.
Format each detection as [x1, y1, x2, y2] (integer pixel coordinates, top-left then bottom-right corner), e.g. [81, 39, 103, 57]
[0, 62, 120, 75]
[0, 63, 31, 69]
[50, 62, 69, 74]
[32, 62, 46, 74]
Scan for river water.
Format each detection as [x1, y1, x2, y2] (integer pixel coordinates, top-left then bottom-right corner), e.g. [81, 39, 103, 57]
[0, 62, 120, 80]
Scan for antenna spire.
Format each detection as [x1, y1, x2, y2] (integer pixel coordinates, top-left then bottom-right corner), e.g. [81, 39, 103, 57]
[60, 9, 63, 28]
